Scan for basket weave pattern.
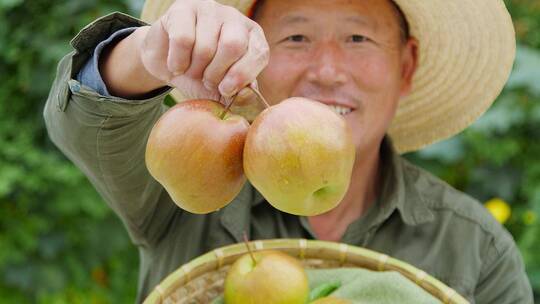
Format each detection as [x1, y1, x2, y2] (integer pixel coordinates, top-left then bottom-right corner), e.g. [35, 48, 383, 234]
[144, 239, 469, 304]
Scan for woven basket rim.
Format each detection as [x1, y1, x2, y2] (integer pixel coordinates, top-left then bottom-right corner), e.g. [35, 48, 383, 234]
[143, 238, 469, 304]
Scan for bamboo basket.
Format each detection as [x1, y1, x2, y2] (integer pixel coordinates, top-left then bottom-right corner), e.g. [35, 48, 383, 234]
[143, 239, 469, 304]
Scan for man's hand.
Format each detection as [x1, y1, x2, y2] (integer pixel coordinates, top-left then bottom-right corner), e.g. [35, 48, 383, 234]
[101, 0, 270, 100]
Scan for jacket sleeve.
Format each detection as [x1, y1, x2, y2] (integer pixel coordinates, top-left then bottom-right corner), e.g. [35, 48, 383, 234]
[43, 12, 179, 248]
[474, 232, 534, 303]
[77, 26, 138, 96]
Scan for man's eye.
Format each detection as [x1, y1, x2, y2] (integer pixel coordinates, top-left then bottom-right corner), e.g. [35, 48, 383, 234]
[348, 35, 368, 43]
[286, 35, 307, 42]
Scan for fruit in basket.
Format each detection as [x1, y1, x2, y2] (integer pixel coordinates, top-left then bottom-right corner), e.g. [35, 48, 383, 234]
[224, 249, 309, 303]
[243, 97, 355, 216]
[310, 296, 353, 304]
[145, 99, 249, 214]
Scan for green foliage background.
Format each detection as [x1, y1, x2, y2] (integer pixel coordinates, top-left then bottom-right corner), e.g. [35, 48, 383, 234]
[0, 0, 538, 302]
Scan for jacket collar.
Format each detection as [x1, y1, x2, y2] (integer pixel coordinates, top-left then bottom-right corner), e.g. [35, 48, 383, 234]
[376, 137, 435, 227]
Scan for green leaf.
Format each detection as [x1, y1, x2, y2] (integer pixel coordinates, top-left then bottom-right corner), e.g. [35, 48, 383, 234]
[308, 281, 341, 302]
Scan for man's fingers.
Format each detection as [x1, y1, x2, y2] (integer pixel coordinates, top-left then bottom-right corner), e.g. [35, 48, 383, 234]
[141, 0, 268, 101]
[164, 7, 196, 75]
[218, 26, 270, 97]
[141, 21, 172, 83]
[202, 22, 249, 92]
[183, 4, 223, 81]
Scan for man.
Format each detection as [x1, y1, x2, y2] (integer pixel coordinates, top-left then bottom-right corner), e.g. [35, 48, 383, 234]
[43, 0, 533, 302]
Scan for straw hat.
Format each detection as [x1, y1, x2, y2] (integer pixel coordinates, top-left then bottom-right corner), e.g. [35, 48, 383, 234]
[140, 0, 516, 153]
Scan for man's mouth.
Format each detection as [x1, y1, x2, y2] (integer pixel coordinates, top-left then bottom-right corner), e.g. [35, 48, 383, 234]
[298, 95, 357, 116]
[327, 104, 354, 116]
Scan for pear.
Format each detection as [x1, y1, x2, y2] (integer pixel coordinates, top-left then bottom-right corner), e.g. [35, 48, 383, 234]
[145, 99, 249, 214]
[244, 97, 355, 216]
[224, 250, 309, 304]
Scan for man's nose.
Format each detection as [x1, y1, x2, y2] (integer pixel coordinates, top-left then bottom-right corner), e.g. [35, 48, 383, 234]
[306, 42, 348, 88]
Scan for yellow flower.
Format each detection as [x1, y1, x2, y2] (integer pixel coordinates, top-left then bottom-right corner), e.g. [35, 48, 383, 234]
[484, 198, 511, 224]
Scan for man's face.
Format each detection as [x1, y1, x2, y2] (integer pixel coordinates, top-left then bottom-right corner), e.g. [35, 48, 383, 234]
[254, 0, 417, 154]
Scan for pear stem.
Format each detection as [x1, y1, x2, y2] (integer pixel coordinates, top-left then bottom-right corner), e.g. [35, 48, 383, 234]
[219, 96, 234, 120]
[242, 231, 257, 266]
[250, 86, 271, 109]
[219, 86, 270, 119]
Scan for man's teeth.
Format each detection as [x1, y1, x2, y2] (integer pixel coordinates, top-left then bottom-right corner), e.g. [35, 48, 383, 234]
[328, 104, 353, 115]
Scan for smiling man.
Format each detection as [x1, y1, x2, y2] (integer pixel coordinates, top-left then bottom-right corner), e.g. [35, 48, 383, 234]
[254, 0, 417, 241]
[44, 0, 533, 303]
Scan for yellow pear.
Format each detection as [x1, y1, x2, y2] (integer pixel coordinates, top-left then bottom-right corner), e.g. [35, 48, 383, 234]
[244, 97, 355, 216]
[224, 250, 309, 304]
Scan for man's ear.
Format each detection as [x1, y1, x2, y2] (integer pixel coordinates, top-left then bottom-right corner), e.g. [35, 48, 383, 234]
[399, 37, 419, 98]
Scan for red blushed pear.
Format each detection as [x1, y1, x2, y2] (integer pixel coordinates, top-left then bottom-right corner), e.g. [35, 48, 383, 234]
[244, 97, 356, 216]
[145, 99, 250, 214]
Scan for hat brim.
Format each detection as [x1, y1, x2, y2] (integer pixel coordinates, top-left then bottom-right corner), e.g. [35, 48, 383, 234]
[141, 0, 516, 153]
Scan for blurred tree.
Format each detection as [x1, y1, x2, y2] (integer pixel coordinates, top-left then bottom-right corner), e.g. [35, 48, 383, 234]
[0, 0, 538, 303]
[0, 0, 142, 302]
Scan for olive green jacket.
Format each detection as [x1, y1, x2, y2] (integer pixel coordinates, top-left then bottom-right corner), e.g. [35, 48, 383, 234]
[43, 12, 533, 304]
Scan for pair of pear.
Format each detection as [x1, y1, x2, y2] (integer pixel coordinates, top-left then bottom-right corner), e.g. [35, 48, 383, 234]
[145, 88, 355, 216]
